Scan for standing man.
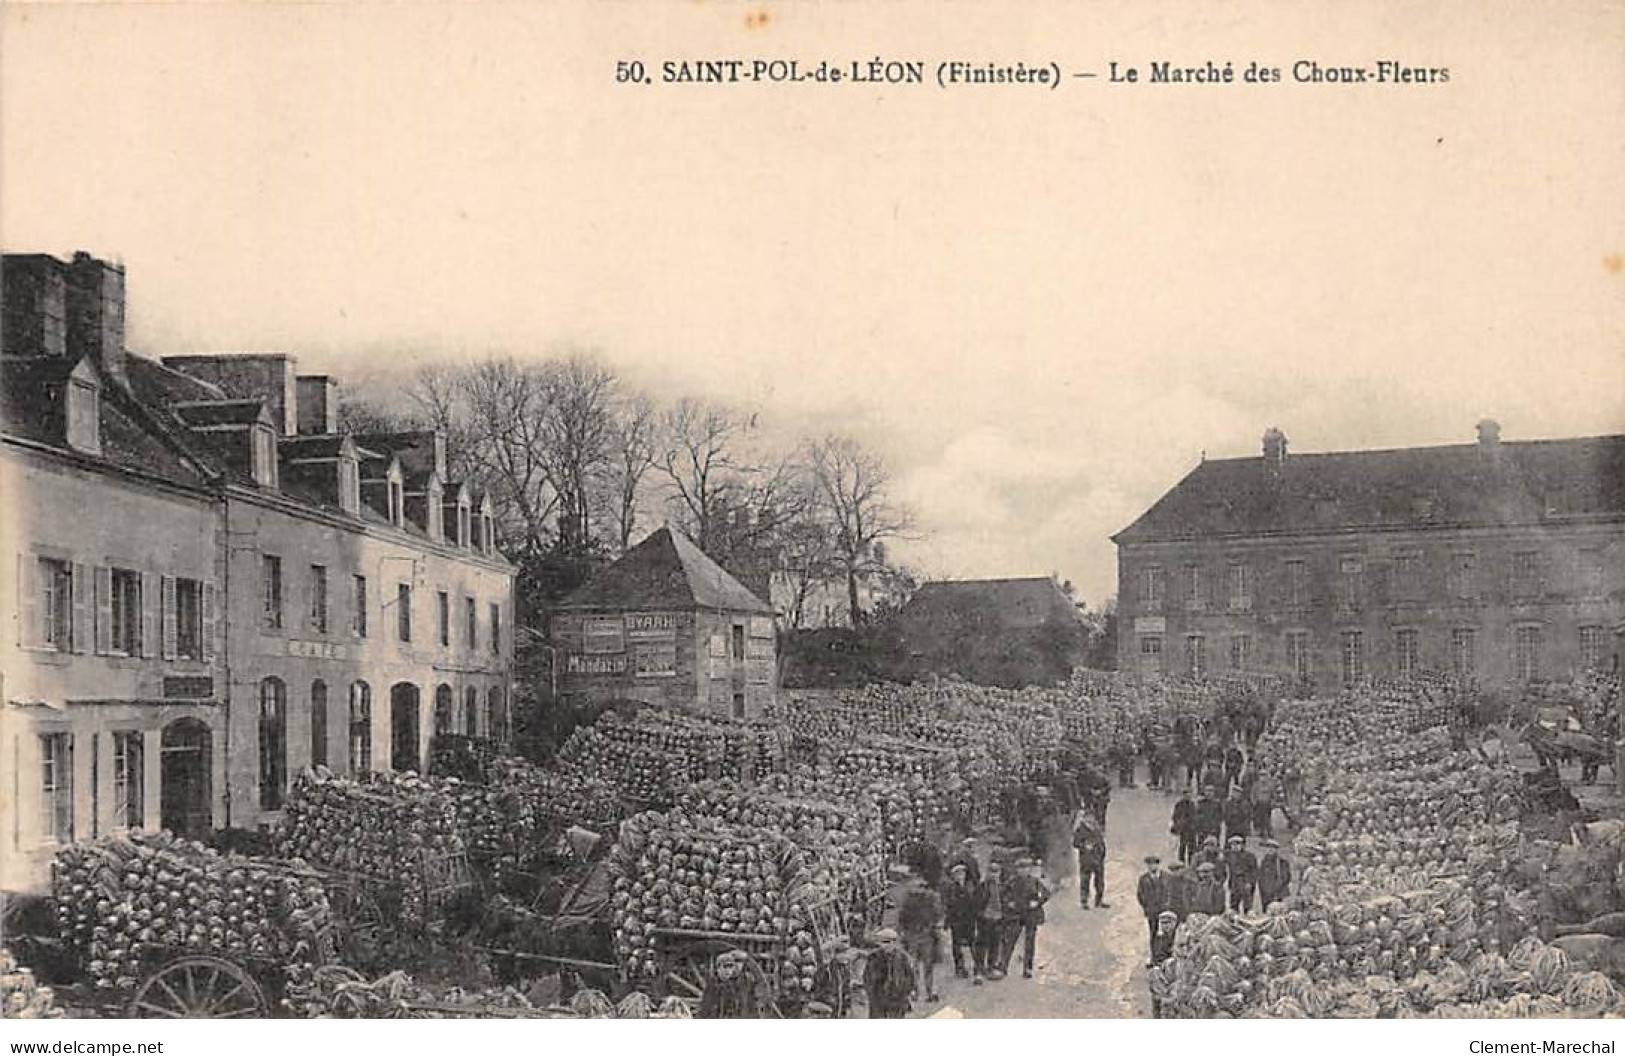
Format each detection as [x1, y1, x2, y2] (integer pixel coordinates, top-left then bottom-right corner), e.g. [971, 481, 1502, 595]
[1136, 855, 1168, 966]
[1149, 910, 1180, 1018]
[1072, 808, 1109, 910]
[698, 950, 763, 1018]
[897, 876, 943, 1005]
[1163, 861, 1191, 924]
[1194, 786, 1223, 850]
[1116, 729, 1139, 788]
[1252, 775, 1276, 840]
[948, 838, 982, 885]
[862, 929, 917, 1018]
[1224, 835, 1258, 913]
[1001, 857, 1053, 979]
[1196, 835, 1227, 888]
[1222, 788, 1252, 846]
[1170, 788, 1196, 864]
[1191, 861, 1226, 916]
[975, 859, 1006, 982]
[1256, 839, 1293, 910]
[941, 862, 983, 981]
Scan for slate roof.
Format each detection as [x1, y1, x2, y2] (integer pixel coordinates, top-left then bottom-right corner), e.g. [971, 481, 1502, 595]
[900, 577, 1081, 629]
[1, 353, 214, 489]
[557, 526, 774, 614]
[1115, 435, 1625, 544]
[171, 399, 269, 428]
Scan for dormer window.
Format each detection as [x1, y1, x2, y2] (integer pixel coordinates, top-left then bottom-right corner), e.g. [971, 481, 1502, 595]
[338, 456, 360, 515]
[65, 378, 100, 454]
[252, 425, 278, 487]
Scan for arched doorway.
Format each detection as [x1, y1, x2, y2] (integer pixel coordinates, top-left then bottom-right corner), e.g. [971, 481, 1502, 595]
[160, 718, 212, 839]
[390, 682, 421, 772]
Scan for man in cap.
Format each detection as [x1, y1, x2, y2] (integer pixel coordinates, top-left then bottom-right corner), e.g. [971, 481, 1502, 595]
[897, 876, 943, 1004]
[1196, 834, 1227, 888]
[1224, 834, 1258, 913]
[947, 837, 982, 886]
[1000, 857, 1053, 979]
[699, 949, 763, 1018]
[863, 928, 917, 1018]
[1190, 861, 1226, 916]
[1256, 838, 1292, 909]
[941, 861, 983, 980]
[974, 858, 1007, 981]
[1071, 808, 1109, 910]
[1163, 861, 1191, 923]
[1149, 910, 1180, 1017]
[1193, 785, 1223, 848]
[1222, 787, 1252, 846]
[1136, 855, 1168, 966]
[1170, 788, 1196, 864]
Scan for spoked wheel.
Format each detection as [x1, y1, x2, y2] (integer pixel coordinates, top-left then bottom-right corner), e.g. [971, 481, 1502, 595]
[127, 956, 268, 1018]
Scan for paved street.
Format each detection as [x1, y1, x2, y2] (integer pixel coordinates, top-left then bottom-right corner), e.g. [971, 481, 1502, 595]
[921, 776, 1173, 1019]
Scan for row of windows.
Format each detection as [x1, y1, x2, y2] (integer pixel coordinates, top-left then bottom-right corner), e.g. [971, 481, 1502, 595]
[1137, 548, 1611, 613]
[257, 677, 508, 811]
[1138, 624, 1612, 685]
[19, 556, 213, 660]
[37, 730, 147, 845]
[260, 556, 502, 654]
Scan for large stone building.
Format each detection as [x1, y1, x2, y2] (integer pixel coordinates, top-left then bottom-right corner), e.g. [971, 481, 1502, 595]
[1, 251, 515, 892]
[548, 527, 777, 718]
[1113, 424, 1625, 689]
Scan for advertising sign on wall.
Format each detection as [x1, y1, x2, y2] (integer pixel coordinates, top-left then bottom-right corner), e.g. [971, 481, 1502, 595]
[749, 616, 774, 639]
[583, 616, 625, 654]
[745, 636, 774, 660]
[566, 653, 628, 676]
[633, 643, 678, 677]
[626, 612, 677, 640]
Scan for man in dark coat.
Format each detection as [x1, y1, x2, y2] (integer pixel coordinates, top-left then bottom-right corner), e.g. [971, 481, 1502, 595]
[1072, 808, 1108, 909]
[907, 838, 944, 889]
[1224, 835, 1258, 913]
[1193, 788, 1223, 848]
[1170, 857, 1196, 916]
[1171, 790, 1196, 864]
[863, 928, 917, 1018]
[1181, 736, 1203, 792]
[1136, 855, 1168, 965]
[1196, 834, 1227, 888]
[1256, 839, 1293, 909]
[947, 838, 982, 885]
[897, 877, 943, 1004]
[1190, 861, 1226, 916]
[1115, 730, 1139, 788]
[941, 862, 983, 979]
[1252, 776, 1276, 839]
[1001, 858, 1053, 978]
[974, 859, 1007, 981]
[1222, 789, 1252, 845]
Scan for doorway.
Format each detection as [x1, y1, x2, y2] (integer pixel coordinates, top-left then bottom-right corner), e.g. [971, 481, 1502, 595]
[390, 682, 422, 772]
[160, 718, 212, 839]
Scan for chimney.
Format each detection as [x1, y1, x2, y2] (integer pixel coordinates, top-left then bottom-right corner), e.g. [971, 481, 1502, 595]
[66, 253, 127, 387]
[163, 353, 298, 435]
[1, 255, 69, 359]
[1477, 418, 1502, 456]
[1262, 428, 1288, 473]
[296, 375, 338, 435]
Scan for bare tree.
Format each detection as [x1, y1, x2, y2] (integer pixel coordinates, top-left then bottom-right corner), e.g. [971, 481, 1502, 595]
[458, 357, 560, 558]
[808, 434, 914, 626]
[538, 356, 616, 554]
[600, 391, 659, 554]
[658, 397, 744, 552]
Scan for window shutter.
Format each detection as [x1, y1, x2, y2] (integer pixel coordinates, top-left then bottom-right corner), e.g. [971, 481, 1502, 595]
[18, 554, 38, 648]
[70, 562, 90, 653]
[94, 566, 113, 654]
[161, 575, 178, 660]
[141, 572, 159, 657]
[202, 582, 216, 663]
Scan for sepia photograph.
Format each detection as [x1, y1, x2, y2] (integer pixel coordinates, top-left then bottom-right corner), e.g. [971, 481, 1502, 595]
[1, 0, 1623, 1038]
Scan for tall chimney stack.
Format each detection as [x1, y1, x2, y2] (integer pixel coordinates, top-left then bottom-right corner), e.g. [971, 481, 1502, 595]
[296, 375, 339, 435]
[66, 253, 127, 388]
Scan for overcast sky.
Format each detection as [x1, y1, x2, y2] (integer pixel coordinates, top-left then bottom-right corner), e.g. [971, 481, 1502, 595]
[4, 2, 1622, 606]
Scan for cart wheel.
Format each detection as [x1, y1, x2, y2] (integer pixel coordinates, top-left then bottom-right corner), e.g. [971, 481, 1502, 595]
[126, 956, 267, 1019]
[659, 939, 781, 1018]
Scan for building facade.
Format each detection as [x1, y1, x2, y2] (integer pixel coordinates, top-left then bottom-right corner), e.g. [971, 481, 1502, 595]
[1114, 424, 1625, 690]
[1, 251, 515, 891]
[548, 527, 778, 718]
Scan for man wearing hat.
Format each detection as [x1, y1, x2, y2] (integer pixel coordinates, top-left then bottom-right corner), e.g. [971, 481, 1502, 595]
[1190, 861, 1226, 916]
[999, 857, 1053, 979]
[1225, 835, 1258, 913]
[1170, 788, 1196, 864]
[941, 861, 983, 980]
[1163, 862, 1191, 923]
[947, 837, 982, 885]
[1071, 808, 1109, 910]
[897, 876, 944, 1005]
[699, 949, 762, 1018]
[1256, 839, 1292, 909]
[1135, 855, 1168, 966]
[1195, 834, 1227, 889]
[863, 928, 917, 1018]
[1193, 786, 1223, 848]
